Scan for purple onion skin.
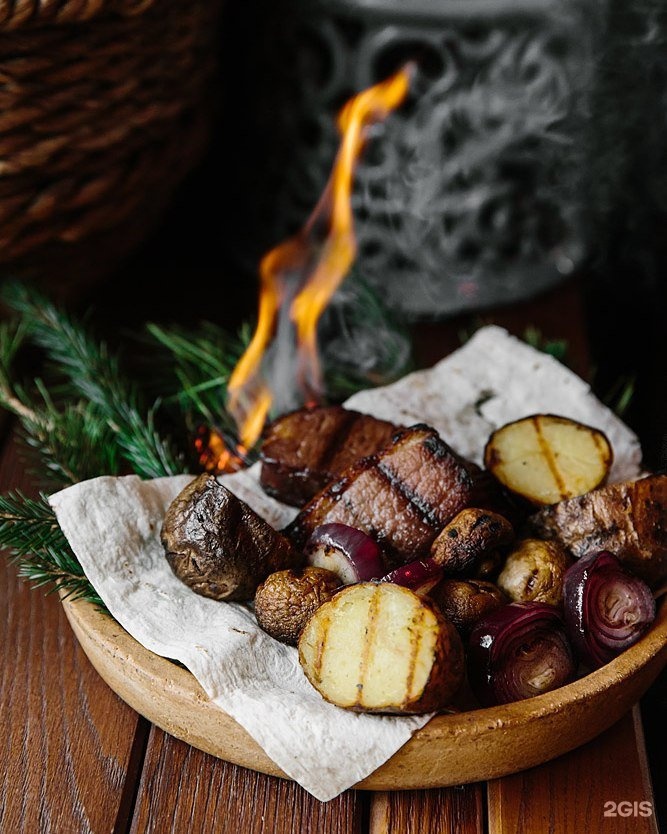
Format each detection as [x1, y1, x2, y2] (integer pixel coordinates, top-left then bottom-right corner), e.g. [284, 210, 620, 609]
[380, 558, 444, 596]
[563, 551, 656, 669]
[468, 602, 576, 706]
[305, 523, 386, 583]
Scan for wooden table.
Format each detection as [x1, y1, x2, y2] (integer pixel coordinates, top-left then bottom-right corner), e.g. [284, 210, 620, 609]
[0, 281, 663, 834]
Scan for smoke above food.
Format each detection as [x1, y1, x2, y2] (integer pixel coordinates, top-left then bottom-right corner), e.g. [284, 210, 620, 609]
[225, 65, 413, 453]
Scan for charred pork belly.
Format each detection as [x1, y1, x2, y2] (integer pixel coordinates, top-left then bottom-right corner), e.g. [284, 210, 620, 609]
[286, 424, 501, 566]
[260, 405, 397, 507]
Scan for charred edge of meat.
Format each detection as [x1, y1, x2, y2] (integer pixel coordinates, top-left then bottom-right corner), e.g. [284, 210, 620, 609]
[260, 406, 397, 507]
[284, 426, 483, 562]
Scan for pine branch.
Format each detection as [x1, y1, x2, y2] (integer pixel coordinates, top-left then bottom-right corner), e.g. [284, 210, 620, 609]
[603, 374, 635, 418]
[0, 492, 104, 607]
[0, 319, 41, 423]
[0, 321, 121, 487]
[1, 282, 186, 479]
[145, 321, 249, 430]
[521, 326, 569, 364]
[19, 384, 121, 486]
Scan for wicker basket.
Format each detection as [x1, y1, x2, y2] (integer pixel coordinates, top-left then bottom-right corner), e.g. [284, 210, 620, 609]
[0, 0, 221, 287]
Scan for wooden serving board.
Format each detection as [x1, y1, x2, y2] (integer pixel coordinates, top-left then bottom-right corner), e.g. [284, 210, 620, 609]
[62, 594, 667, 791]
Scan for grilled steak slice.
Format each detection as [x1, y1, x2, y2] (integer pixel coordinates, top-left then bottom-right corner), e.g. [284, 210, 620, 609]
[529, 474, 667, 586]
[286, 425, 493, 566]
[161, 473, 301, 601]
[260, 405, 397, 507]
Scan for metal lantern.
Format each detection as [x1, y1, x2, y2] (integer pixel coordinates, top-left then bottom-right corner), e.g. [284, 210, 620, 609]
[219, 0, 665, 319]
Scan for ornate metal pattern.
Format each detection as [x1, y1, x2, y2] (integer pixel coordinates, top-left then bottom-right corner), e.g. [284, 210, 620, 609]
[225, 1, 599, 317]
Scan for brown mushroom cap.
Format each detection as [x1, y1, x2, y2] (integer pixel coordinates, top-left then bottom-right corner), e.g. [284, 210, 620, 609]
[430, 508, 514, 575]
[497, 538, 573, 606]
[431, 578, 506, 635]
[254, 567, 343, 645]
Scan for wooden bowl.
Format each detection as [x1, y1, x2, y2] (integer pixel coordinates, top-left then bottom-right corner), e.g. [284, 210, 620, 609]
[61, 596, 667, 790]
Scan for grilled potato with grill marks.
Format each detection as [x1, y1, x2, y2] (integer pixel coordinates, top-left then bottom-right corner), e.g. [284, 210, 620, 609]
[484, 414, 613, 506]
[298, 582, 464, 714]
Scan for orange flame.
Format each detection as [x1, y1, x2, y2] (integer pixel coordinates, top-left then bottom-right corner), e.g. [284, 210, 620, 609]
[227, 65, 412, 451]
[195, 426, 247, 474]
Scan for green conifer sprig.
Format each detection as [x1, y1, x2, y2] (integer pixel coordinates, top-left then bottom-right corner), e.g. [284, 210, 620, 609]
[1, 283, 186, 480]
[0, 491, 103, 606]
[145, 320, 250, 430]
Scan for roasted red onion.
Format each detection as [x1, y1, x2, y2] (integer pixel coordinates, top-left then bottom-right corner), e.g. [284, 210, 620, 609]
[380, 558, 444, 596]
[305, 523, 386, 584]
[468, 602, 576, 705]
[562, 550, 655, 669]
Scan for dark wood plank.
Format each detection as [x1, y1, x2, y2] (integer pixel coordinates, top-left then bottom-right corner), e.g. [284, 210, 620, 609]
[480, 285, 659, 832]
[410, 280, 588, 376]
[369, 787, 484, 834]
[0, 435, 146, 834]
[477, 279, 590, 379]
[130, 728, 367, 834]
[487, 708, 658, 834]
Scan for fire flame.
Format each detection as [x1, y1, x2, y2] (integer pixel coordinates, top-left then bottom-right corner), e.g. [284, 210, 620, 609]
[226, 65, 412, 454]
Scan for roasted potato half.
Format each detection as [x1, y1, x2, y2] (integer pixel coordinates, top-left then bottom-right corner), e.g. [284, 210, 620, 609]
[484, 414, 613, 506]
[298, 582, 464, 714]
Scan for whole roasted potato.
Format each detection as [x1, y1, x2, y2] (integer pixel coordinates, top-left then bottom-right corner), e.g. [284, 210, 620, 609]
[497, 538, 573, 606]
[431, 579, 506, 635]
[161, 474, 301, 601]
[254, 567, 342, 645]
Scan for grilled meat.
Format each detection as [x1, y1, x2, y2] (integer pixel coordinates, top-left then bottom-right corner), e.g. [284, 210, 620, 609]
[529, 474, 667, 587]
[260, 405, 397, 507]
[286, 424, 496, 566]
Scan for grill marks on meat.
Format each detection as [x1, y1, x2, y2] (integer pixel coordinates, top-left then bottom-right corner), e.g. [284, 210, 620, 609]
[529, 474, 667, 587]
[376, 431, 477, 527]
[287, 425, 488, 565]
[260, 406, 397, 507]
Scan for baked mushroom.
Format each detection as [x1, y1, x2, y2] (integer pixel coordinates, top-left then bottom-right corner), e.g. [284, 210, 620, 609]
[254, 567, 342, 645]
[430, 508, 514, 575]
[497, 538, 573, 606]
[161, 473, 301, 601]
[431, 579, 506, 635]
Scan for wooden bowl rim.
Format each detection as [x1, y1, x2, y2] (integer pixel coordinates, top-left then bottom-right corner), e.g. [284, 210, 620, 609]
[63, 593, 667, 738]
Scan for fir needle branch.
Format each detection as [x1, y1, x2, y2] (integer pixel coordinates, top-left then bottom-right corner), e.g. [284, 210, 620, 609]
[521, 326, 569, 364]
[144, 321, 249, 430]
[603, 374, 636, 418]
[0, 321, 122, 487]
[18, 390, 121, 487]
[0, 491, 104, 607]
[1, 282, 186, 479]
[0, 319, 41, 424]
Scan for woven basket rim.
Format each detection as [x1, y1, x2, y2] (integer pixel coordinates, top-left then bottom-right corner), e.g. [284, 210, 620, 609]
[0, 0, 160, 32]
